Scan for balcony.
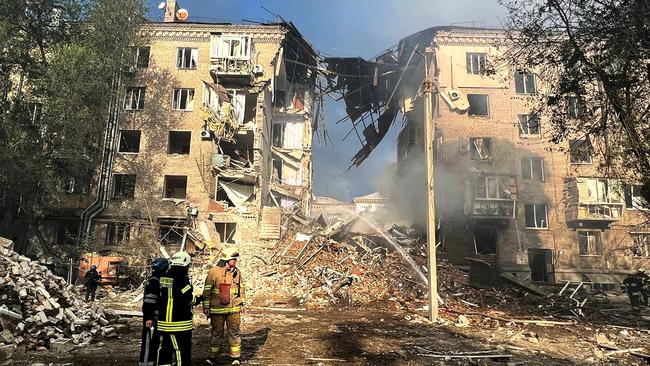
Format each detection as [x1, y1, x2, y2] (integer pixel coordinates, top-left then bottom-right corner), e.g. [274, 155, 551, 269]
[210, 35, 253, 82]
[210, 58, 252, 79]
[565, 202, 623, 222]
[564, 177, 624, 226]
[471, 199, 515, 219]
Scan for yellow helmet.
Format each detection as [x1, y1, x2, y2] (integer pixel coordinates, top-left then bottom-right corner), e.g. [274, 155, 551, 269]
[220, 247, 240, 261]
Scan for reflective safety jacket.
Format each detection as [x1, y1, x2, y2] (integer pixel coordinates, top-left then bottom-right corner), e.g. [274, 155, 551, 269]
[202, 265, 245, 315]
[157, 275, 199, 332]
[142, 275, 161, 321]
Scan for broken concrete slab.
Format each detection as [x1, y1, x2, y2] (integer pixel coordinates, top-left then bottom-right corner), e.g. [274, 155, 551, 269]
[49, 338, 75, 353]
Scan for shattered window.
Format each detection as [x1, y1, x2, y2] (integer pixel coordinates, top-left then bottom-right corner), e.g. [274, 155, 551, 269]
[467, 94, 489, 116]
[164, 175, 187, 199]
[168, 131, 191, 154]
[172, 88, 194, 110]
[524, 204, 548, 228]
[566, 96, 586, 118]
[215, 222, 236, 243]
[136, 46, 150, 68]
[211, 36, 251, 59]
[469, 137, 492, 160]
[578, 231, 602, 256]
[474, 227, 497, 254]
[518, 114, 540, 137]
[624, 185, 648, 210]
[62, 178, 75, 193]
[466, 53, 486, 75]
[106, 222, 130, 246]
[112, 174, 136, 199]
[272, 159, 283, 183]
[521, 157, 544, 181]
[569, 139, 592, 164]
[272, 123, 285, 148]
[631, 234, 650, 257]
[124, 87, 145, 110]
[118, 130, 141, 153]
[177, 47, 198, 69]
[158, 218, 185, 246]
[514, 71, 536, 95]
[474, 175, 512, 199]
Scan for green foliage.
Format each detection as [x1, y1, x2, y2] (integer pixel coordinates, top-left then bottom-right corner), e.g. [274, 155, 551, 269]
[498, 0, 650, 199]
[0, 0, 147, 218]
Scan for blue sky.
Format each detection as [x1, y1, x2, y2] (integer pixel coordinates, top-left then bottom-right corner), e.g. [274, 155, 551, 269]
[149, 0, 505, 201]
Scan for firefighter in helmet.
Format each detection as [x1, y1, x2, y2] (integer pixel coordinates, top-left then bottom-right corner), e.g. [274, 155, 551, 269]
[156, 251, 203, 365]
[203, 247, 245, 365]
[139, 258, 168, 366]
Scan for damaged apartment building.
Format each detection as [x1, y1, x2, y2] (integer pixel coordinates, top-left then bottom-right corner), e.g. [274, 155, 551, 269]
[325, 26, 649, 290]
[76, 1, 319, 250]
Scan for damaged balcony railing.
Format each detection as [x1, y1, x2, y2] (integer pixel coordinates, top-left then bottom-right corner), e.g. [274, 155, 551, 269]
[565, 202, 624, 222]
[471, 199, 515, 218]
[210, 58, 252, 76]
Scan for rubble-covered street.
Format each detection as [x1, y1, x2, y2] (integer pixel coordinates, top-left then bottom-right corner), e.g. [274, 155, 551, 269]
[3, 216, 649, 365]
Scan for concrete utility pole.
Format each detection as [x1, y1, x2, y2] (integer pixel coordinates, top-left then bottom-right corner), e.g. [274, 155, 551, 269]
[421, 49, 438, 321]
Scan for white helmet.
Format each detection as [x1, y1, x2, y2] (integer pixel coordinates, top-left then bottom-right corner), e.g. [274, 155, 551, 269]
[170, 251, 192, 267]
[219, 247, 240, 261]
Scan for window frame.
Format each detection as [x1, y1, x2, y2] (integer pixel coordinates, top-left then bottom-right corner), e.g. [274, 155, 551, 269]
[112, 174, 136, 199]
[517, 114, 541, 137]
[578, 230, 603, 256]
[521, 157, 545, 182]
[163, 175, 188, 200]
[624, 184, 648, 210]
[569, 139, 593, 164]
[117, 129, 141, 154]
[524, 203, 549, 229]
[106, 222, 131, 246]
[474, 175, 512, 200]
[124, 87, 145, 110]
[469, 137, 492, 161]
[176, 47, 198, 69]
[473, 227, 498, 255]
[466, 52, 487, 75]
[211, 35, 252, 60]
[172, 88, 195, 111]
[136, 46, 150, 68]
[467, 94, 490, 117]
[167, 131, 192, 155]
[631, 233, 650, 257]
[514, 71, 537, 95]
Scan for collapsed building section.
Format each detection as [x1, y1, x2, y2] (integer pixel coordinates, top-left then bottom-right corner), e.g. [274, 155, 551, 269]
[65, 1, 322, 256]
[324, 26, 650, 290]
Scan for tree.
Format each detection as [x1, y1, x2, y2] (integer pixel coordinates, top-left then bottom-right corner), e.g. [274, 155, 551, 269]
[0, 0, 147, 250]
[497, 0, 650, 202]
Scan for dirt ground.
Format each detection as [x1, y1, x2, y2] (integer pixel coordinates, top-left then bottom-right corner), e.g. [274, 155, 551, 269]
[7, 304, 649, 366]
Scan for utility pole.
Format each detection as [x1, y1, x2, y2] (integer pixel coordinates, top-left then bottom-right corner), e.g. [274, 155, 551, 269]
[421, 49, 438, 321]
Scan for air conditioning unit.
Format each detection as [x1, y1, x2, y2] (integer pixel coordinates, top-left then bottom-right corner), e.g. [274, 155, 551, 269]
[200, 129, 211, 140]
[186, 206, 198, 216]
[448, 89, 461, 101]
[252, 64, 264, 75]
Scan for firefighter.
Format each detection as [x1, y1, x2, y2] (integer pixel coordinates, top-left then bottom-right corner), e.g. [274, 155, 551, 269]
[156, 251, 203, 366]
[84, 265, 101, 302]
[203, 247, 245, 366]
[623, 272, 644, 310]
[139, 258, 169, 366]
[634, 268, 649, 306]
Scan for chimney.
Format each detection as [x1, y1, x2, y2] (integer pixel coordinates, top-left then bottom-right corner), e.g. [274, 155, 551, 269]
[163, 0, 179, 22]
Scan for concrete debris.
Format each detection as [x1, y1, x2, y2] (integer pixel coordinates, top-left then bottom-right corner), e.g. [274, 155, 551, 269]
[0, 244, 124, 353]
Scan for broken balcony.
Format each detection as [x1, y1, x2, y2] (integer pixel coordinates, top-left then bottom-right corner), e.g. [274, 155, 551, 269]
[467, 176, 516, 220]
[209, 35, 253, 82]
[564, 177, 624, 225]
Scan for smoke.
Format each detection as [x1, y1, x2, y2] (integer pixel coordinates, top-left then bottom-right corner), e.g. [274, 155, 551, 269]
[374, 150, 468, 230]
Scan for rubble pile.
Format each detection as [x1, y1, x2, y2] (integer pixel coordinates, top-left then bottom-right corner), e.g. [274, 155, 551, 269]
[240, 215, 427, 309]
[0, 240, 124, 354]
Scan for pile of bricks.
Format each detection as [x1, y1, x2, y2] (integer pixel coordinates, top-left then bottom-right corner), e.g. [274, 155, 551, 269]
[0, 238, 124, 357]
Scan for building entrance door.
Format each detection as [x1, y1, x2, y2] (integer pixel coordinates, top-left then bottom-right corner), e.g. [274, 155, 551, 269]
[528, 249, 553, 282]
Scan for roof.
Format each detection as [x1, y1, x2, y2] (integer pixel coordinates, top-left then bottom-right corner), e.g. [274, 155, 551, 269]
[313, 196, 346, 205]
[353, 192, 388, 202]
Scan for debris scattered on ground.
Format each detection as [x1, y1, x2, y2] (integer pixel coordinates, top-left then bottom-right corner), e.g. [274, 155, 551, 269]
[0, 239, 125, 355]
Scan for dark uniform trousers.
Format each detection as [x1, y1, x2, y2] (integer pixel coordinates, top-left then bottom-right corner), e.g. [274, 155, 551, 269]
[138, 322, 159, 366]
[157, 330, 192, 366]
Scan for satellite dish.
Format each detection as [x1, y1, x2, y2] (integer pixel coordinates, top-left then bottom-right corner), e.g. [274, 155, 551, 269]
[157, 1, 166, 10]
[176, 8, 189, 21]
